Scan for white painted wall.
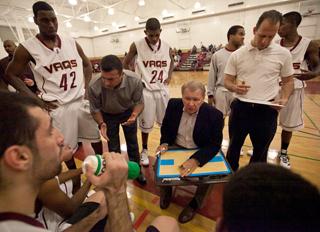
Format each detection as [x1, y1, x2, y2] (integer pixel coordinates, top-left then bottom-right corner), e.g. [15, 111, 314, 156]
[75, 0, 320, 58]
[76, 38, 94, 58]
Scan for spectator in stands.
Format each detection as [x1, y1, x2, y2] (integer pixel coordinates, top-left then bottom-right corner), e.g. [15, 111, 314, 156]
[191, 45, 197, 54]
[174, 52, 181, 68]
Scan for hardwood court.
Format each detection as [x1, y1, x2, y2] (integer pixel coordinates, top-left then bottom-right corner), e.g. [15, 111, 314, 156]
[79, 71, 320, 232]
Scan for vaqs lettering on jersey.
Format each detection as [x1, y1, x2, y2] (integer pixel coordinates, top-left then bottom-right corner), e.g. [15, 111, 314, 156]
[293, 62, 301, 70]
[43, 60, 77, 73]
[142, 60, 167, 68]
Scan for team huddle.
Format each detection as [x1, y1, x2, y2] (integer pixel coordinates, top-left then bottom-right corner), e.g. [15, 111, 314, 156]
[0, 1, 319, 232]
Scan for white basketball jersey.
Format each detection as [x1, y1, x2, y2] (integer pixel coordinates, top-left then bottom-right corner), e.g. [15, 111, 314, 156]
[279, 36, 311, 89]
[22, 35, 85, 104]
[36, 178, 73, 231]
[208, 47, 233, 93]
[134, 38, 171, 91]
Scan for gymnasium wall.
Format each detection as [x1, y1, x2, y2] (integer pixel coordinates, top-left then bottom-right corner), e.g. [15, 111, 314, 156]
[76, 0, 320, 58]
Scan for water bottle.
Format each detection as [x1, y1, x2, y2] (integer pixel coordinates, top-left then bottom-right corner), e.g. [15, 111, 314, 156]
[82, 154, 140, 179]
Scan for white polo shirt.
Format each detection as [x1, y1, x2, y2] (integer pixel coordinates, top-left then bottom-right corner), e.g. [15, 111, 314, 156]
[224, 42, 294, 102]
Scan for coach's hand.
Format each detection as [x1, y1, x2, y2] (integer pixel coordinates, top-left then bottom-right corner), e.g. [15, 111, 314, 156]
[99, 122, 109, 141]
[156, 143, 168, 156]
[234, 82, 250, 95]
[179, 158, 199, 177]
[121, 113, 137, 126]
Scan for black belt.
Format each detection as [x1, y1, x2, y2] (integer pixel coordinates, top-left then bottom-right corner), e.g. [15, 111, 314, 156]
[235, 98, 275, 108]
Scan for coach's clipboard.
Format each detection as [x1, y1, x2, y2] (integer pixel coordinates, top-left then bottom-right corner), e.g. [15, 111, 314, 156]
[155, 149, 232, 186]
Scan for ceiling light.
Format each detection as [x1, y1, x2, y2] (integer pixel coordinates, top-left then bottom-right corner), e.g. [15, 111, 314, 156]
[83, 15, 91, 22]
[68, 0, 78, 6]
[28, 16, 33, 23]
[108, 8, 114, 15]
[162, 9, 168, 17]
[134, 16, 140, 21]
[138, 0, 145, 6]
[66, 21, 72, 28]
[194, 2, 201, 10]
[112, 22, 117, 27]
[94, 26, 99, 31]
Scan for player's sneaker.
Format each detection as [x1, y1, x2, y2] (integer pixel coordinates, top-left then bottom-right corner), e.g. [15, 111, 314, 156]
[279, 153, 291, 169]
[140, 149, 150, 166]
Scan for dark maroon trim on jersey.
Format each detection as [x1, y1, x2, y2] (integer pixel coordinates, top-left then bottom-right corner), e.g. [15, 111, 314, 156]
[225, 47, 236, 52]
[41, 75, 47, 94]
[289, 36, 302, 52]
[0, 212, 45, 228]
[36, 34, 62, 51]
[144, 37, 161, 52]
[280, 36, 302, 52]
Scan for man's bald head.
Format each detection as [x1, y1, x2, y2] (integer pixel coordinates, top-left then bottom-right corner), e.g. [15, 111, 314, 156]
[3, 40, 17, 56]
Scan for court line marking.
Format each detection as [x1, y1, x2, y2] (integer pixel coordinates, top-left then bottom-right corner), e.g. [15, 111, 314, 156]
[133, 196, 158, 230]
[242, 144, 320, 162]
[303, 110, 320, 134]
[307, 95, 320, 108]
[133, 209, 149, 230]
[297, 130, 320, 138]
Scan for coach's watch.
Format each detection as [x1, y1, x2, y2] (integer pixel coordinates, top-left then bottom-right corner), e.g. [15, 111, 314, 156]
[98, 122, 106, 129]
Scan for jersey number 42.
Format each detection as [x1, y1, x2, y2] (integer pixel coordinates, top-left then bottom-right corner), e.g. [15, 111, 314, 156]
[60, 71, 77, 91]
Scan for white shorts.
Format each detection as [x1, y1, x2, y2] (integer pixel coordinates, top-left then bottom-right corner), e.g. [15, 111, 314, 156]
[50, 99, 100, 150]
[279, 88, 304, 132]
[214, 88, 234, 116]
[139, 88, 169, 133]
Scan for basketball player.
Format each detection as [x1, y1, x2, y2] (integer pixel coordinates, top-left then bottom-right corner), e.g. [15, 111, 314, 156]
[123, 18, 174, 166]
[277, 11, 320, 169]
[207, 25, 245, 156]
[0, 40, 37, 93]
[5, 2, 102, 174]
[207, 25, 245, 116]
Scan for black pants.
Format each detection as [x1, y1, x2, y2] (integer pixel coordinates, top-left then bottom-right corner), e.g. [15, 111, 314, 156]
[67, 202, 107, 232]
[226, 99, 278, 171]
[102, 109, 140, 164]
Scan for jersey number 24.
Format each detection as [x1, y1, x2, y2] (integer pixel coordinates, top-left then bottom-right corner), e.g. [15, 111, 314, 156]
[150, 70, 164, 84]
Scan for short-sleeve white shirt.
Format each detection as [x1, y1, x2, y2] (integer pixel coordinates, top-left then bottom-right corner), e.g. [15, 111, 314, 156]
[224, 42, 294, 101]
